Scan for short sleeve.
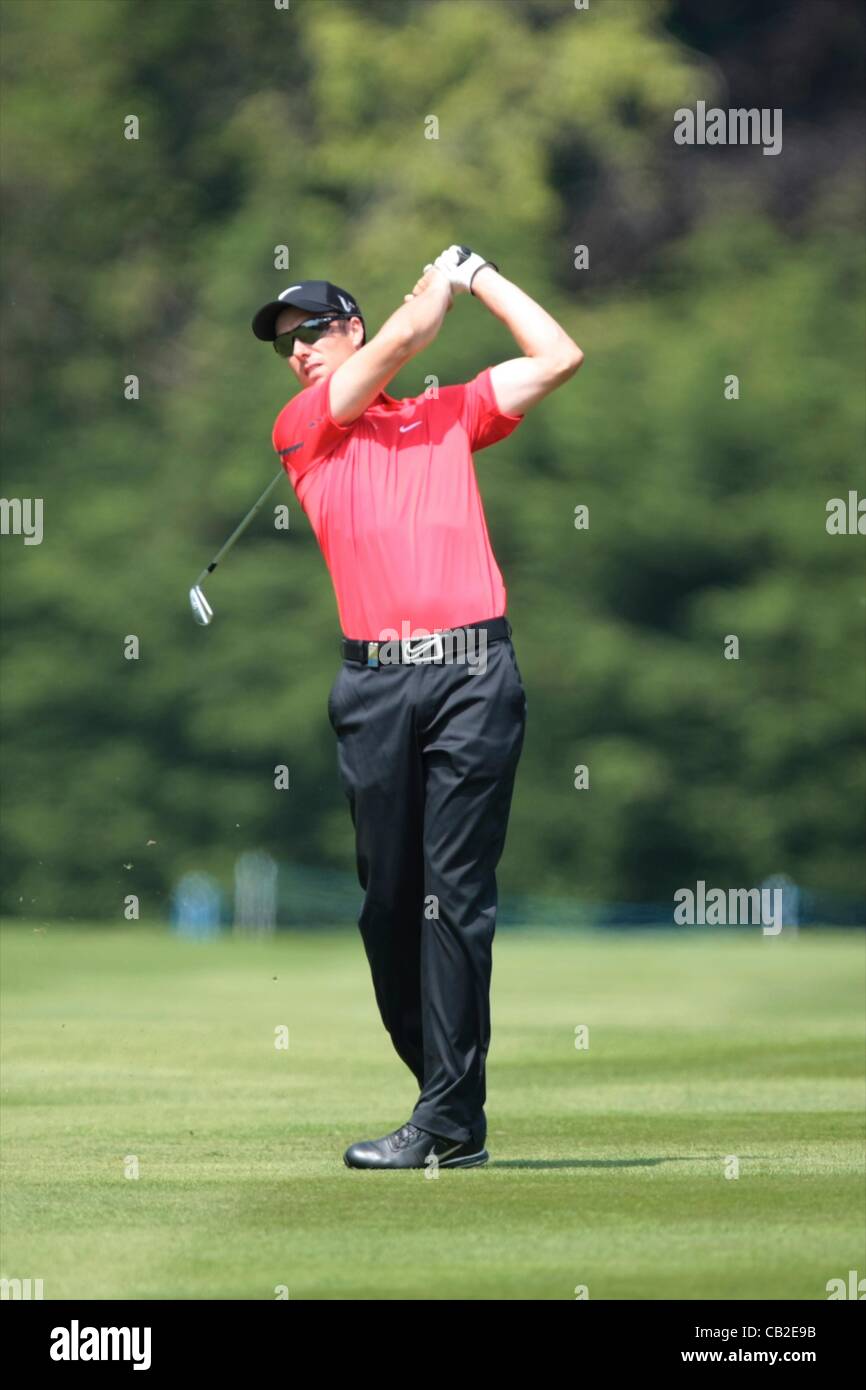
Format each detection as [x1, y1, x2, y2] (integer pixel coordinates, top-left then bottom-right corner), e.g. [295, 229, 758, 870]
[272, 376, 355, 484]
[459, 366, 524, 452]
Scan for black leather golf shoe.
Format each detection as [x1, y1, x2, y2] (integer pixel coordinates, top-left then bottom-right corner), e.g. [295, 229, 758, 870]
[343, 1121, 488, 1170]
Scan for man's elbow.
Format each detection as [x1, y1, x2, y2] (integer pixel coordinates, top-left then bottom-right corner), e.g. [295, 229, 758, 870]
[553, 344, 584, 381]
[388, 321, 417, 359]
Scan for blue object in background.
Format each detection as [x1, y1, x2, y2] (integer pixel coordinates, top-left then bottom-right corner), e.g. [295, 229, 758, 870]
[170, 872, 223, 939]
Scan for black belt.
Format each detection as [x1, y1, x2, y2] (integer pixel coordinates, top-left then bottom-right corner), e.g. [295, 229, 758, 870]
[341, 616, 512, 667]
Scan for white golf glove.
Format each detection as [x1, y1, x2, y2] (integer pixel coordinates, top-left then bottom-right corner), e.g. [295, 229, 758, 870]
[430, 244, 499, 295]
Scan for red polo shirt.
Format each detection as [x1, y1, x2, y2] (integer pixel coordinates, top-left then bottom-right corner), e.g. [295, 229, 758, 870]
[271, 367, 523, 638]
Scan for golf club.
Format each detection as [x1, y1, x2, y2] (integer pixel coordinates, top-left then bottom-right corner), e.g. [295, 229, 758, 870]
[189, 467, 285, 625]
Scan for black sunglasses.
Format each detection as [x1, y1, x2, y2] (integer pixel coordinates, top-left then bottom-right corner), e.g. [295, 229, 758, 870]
[273, 314, 351, 357]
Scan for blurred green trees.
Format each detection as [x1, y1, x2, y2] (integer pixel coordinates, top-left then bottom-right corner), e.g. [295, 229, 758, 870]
[1, 0, 863, 920]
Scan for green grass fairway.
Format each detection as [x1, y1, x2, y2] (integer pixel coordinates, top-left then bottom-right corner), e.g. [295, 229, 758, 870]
[1, 923, 863, 1300]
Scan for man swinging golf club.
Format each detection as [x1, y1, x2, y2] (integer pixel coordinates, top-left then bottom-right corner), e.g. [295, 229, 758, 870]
[252, 246, 583, 1169]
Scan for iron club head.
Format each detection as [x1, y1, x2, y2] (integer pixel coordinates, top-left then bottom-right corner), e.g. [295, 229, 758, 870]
[188, 468, 285, 628]
[189, 585, 214, 626]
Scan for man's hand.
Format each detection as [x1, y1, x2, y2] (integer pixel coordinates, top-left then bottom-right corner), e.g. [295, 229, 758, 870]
[430, 244, 498, 295]
[404, 263, 453, 307]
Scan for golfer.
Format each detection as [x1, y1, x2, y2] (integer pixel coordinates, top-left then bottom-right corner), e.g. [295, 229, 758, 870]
[252, 246, 583, 1168]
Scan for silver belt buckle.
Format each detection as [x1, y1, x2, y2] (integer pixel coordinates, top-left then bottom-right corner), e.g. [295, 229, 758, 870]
[401, 632, 444, 664]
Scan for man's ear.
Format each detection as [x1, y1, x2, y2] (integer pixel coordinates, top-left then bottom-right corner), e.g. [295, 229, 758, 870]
[349, 316, 365, 348]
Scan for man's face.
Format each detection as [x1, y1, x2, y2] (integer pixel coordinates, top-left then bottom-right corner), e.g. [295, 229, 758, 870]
[274, 306, 364, 387]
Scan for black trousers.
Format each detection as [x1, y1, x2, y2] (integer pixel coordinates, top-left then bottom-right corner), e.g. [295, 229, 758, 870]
[327, 625, 527, 1144]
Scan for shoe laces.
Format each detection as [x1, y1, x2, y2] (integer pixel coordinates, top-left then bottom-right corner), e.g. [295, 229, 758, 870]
[392, 1122, 424, 1150]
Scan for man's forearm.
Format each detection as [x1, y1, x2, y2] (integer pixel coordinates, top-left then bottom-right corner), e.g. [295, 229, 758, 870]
[328, 269, 451, 425]
[470, 265, 581, 367]
[378, 267, 452, 359]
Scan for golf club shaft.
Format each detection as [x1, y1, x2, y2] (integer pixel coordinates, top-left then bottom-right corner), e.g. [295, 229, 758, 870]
[195, 469, 285, 585]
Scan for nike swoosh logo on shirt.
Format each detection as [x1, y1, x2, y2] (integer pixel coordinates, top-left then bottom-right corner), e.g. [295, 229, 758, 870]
[399, 421, 422, 433]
